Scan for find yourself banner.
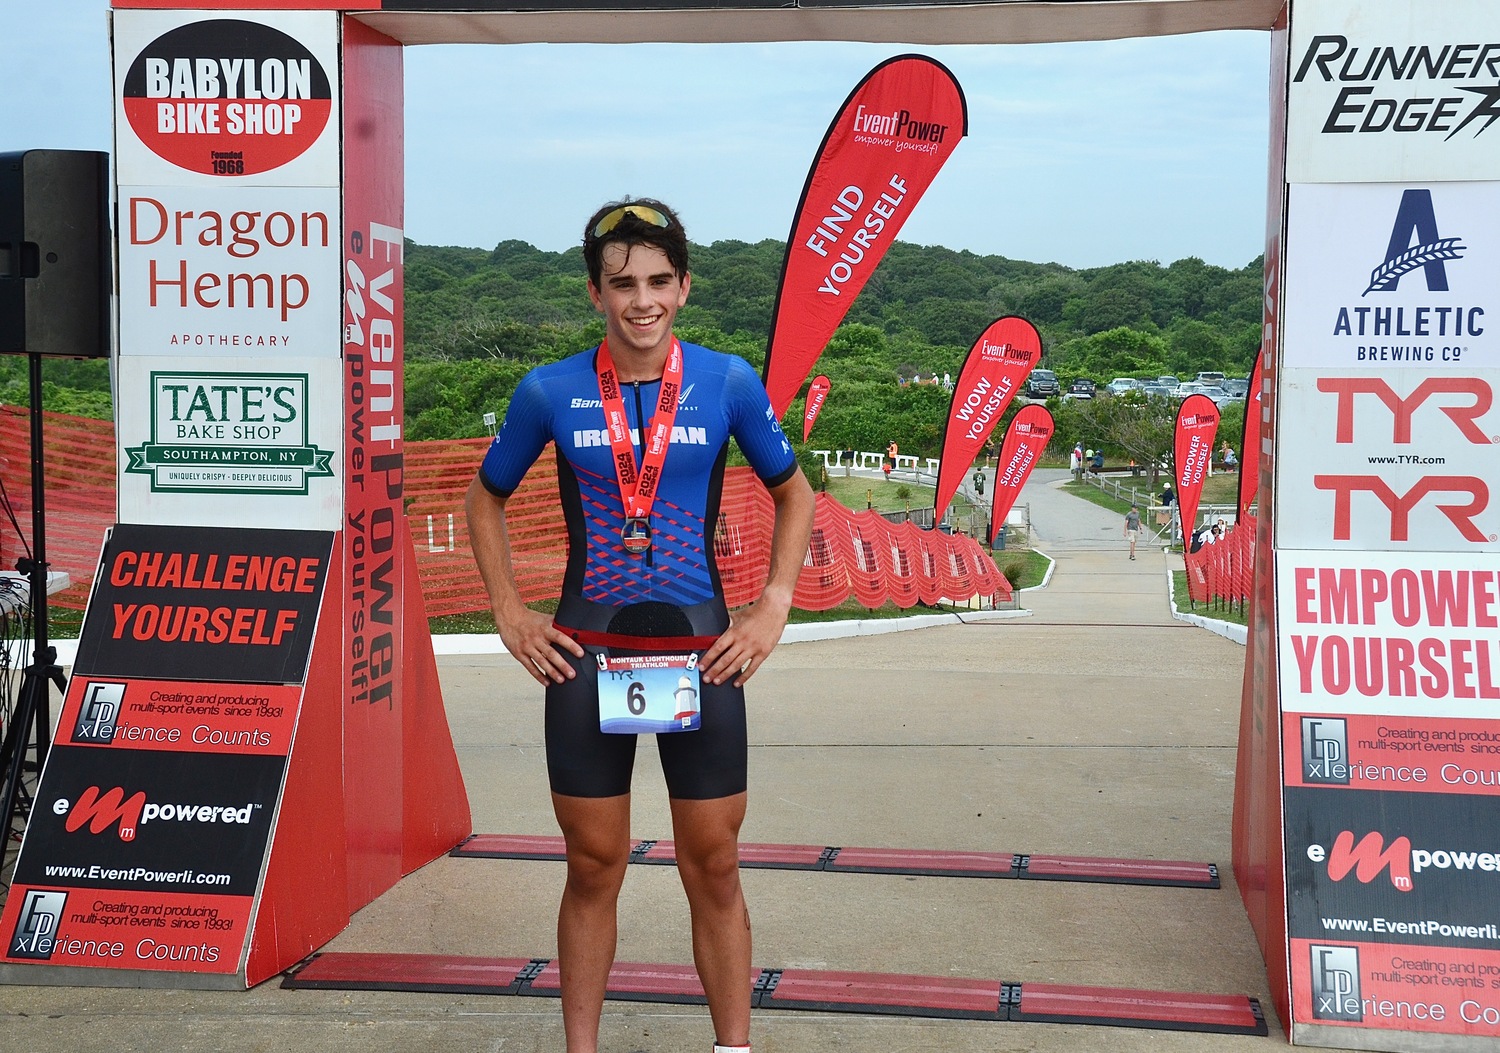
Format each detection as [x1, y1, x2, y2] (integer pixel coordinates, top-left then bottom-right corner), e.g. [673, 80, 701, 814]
[934, 316, 1040, 523]
[988, 403, 1054, 546]
[762, 54, 966, 416]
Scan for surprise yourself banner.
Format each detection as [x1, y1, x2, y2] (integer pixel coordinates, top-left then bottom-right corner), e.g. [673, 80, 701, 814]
[988, 402, 1054, 546]
[762, 54, 967, 417]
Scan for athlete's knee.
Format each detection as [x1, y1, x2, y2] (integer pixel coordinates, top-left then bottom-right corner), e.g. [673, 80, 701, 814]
[676, 835, 742, 905]
[564, 841, 629, 899]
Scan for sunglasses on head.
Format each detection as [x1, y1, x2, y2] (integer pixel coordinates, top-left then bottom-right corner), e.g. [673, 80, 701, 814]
[592, 205, 672, 239]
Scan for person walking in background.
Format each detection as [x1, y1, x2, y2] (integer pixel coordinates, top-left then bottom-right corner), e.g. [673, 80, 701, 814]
[885, 439, 898, 478]
[1070, 442, 1083, 481]
[1124, 504, 1143, 560]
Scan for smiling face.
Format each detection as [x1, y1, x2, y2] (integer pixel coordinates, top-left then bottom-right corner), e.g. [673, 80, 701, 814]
[587, 241, 690, 375]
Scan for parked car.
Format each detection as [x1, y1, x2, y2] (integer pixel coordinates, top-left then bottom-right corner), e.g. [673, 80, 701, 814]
[1026, 369, 1061, 397]
[1141, 383, 1173, 397]
[1066, 378, 1097, 399]
[1106, 377, 1143, 395]
[1222, 377, 1250, 398]
[1156, 375, 1181, 389]
[1194, 371, 1227, 389]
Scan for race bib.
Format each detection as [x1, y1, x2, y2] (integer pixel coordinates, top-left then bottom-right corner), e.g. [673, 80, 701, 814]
[597, 653, 701, 734]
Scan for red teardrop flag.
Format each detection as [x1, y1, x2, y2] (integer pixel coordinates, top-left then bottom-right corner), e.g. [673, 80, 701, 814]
[802, 374, 831, 442]
[763, 54, 967, 417]
[934, 316, 1041, 523]
[1174, 394, 1221, 541]
[988, 403, 1054, 546]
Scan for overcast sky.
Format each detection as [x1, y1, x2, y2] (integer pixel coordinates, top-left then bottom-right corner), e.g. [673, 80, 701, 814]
[6, 2, 1271, 270]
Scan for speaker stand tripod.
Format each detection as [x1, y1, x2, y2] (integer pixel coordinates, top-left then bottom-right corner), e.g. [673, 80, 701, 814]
[0, 353, 67, 851]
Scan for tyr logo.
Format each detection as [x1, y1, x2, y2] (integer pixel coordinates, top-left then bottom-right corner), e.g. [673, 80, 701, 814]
[1313, 474, 1489, 542]
[1317, 377, 1493, 444]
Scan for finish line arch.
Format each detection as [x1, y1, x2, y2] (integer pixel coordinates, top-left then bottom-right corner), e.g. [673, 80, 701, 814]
[8, 3, 1500, 1050]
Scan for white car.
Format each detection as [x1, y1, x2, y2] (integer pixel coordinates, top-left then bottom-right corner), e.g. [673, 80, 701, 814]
[1106, 378, 1143, 395]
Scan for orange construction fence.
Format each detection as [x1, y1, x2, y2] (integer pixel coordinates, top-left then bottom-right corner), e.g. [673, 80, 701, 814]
[0, 410, 1009, 617]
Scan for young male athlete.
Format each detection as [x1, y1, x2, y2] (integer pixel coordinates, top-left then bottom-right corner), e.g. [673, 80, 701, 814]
[465, 198, 815, 1053]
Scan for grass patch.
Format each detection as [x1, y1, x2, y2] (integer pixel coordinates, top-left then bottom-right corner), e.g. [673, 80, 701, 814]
[1171, 571, 1249, 627]
[994, 547, 1051, 590]
[1061, 480, 1134, 517]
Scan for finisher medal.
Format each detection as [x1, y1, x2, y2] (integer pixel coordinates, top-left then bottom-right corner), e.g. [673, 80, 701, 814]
[595, 337, 684, 559]
[621, 516, 652, 555]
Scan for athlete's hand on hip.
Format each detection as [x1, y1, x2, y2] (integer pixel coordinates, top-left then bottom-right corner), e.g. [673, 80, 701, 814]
[499, 607, 585, 685]
[702, 599, 789, 687]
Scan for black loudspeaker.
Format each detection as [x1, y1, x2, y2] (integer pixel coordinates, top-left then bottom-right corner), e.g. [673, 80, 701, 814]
[0, 149, 111, 358]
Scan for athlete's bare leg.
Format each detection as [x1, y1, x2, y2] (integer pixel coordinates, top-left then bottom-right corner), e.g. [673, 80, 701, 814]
[670, 791, 751, 1047]
[553, 792, 632, 1053]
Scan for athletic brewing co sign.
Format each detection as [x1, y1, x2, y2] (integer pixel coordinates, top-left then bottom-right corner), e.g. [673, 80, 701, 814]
[124, 371, 334, 495]
[1288, 0, 1500, 183]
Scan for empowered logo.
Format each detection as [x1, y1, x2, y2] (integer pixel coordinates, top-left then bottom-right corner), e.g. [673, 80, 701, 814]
[8, 890, 67, 960]
[1301, 717, 1350, 785]
[55, 786, 257, 842]
[1308, 829, 1500, 892]
[1310, 945, 1363, 1022]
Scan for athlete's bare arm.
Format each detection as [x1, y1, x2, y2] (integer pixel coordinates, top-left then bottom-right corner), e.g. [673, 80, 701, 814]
[465, 475, 585, 684]
[701, 468, 816, 687]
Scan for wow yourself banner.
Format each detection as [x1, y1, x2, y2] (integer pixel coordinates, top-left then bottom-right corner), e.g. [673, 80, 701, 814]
[762, 54, 966, 417]
[934, 316, 1041, 523]
[989, 403, 1054, 546]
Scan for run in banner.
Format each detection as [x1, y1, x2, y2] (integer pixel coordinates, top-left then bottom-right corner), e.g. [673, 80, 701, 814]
[763, 54, 967, 417]
[802, 374, 831, 442]
[934, 316, 1041, 524]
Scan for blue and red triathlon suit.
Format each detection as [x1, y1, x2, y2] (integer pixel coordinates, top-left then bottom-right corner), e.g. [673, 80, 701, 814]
[478, 340, 798, 799]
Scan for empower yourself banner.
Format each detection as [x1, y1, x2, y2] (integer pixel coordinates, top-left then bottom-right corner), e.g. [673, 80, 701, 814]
[934, 316, 1040, 523]
[1175, 393, 1220, 539]
[988, 403, 1054, 546]
[762, 54, 966, 416]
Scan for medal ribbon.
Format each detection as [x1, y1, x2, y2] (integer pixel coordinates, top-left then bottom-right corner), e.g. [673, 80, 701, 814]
[595, 336, 684, 524]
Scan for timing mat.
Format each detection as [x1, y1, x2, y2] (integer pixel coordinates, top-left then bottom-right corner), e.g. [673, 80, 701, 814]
[283, 953, 1266, 1035]
[451, 833, 1220, 888]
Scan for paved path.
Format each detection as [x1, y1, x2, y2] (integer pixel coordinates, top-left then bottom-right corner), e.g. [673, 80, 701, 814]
[0, 481, 1341, 1053]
